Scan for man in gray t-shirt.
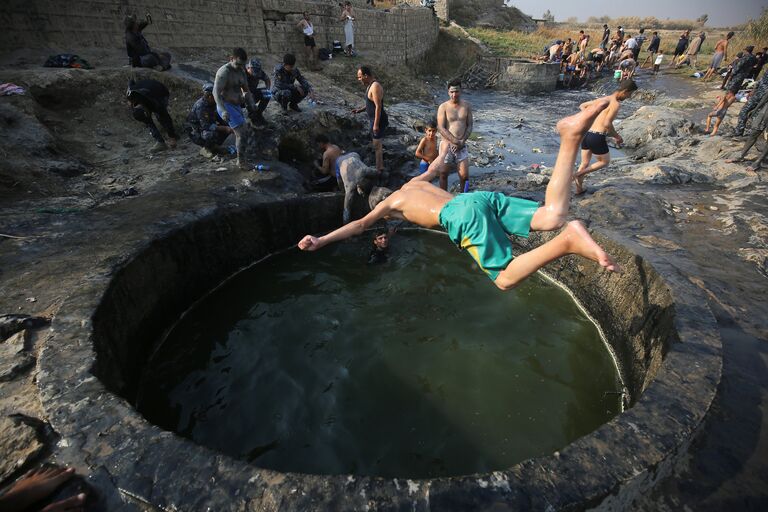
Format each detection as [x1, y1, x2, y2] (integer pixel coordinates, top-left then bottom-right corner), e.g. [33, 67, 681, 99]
[214, 47, 257, 170]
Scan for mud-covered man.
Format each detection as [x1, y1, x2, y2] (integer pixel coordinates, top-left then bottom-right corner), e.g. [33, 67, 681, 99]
[213, 47, 258, 170]
[411, 79, 473, 192]
[187, 83, 232, 158]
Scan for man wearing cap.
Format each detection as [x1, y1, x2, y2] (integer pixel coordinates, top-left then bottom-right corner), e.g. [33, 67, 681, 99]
[126, 78, 178, 153]
[272, 53, 313, 112]
[213, 47, 258, 170]
[187, 83, 233, 158]
[725, 46, 758, 95]
[245, 59, 272, 125]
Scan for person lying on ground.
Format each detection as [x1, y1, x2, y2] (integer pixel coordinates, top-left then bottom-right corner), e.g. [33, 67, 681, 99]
[574, 80, 637, 195]
[0, 465, 86, 512]
[705, 93, 736, 136]
[415, 120, 439, 174]
[726, 98, 768, 170]
[127, 78, 178, 153]
[299, 99, 621, 291]
[124, 13, 171, 70]
[245, 59, 271, 125]
[214, 47, 258, 171]
[187, 82, 232, 158]
[411, 79, 473, 191]
[272, 53, 314, 112]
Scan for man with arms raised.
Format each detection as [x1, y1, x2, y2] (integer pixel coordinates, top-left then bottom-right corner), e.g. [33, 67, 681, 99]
[353, 66, 388, 173]
[574, 80, 637, 195]
[412, 79, 473, 192]
[299, 100, 620, 291]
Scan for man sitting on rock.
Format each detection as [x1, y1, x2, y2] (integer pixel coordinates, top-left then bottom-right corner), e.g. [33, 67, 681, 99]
[299, 99, 621, 291]
[127, 78, 178, 153]
[124, 14, 171, 70]
[272, 53, 313, 112]
[245, 59, 272, 125]
[187, 83, 233, 158]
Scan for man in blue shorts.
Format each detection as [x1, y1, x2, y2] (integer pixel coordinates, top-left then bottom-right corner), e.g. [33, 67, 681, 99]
[299, 99, 621, 290]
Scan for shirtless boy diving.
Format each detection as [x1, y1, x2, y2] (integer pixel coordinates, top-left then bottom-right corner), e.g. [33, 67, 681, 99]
[411, 79, 473, 191]
[574, 79, 637, 195]
[298, 99, 620, 291]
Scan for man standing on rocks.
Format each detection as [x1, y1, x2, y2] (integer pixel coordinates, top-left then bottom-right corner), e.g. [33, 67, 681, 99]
[411, 79, 473, 192]
[213, 47, 258, 170]
[353, 66, 388, 174]
[574, 79, 637, 195]
[187, 83, 232, 158]
[703, 32, 734, 81]
[127, 78, 178, 153]
[600, 24, 610, 50]
[299, 99, 621, 290]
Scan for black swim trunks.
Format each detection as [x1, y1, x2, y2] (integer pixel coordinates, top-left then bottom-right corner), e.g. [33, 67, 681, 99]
[581, 131, 609, 155]
[304, 35, 316, 47]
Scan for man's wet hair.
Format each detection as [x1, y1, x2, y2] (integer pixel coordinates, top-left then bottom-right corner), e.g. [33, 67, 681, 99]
[358, 65, 373, 77]
[315, 134, 330, 144]
[447, 78, 462, 89]
[373, 226, 388, 238]
[367, 186, 393, 211]
[284, 53, 297, 65]
[232, 48, 248, 61]
[618, 79, 638, 92]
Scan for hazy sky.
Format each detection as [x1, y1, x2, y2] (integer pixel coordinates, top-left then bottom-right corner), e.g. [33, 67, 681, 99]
[506, 0, 764, 27]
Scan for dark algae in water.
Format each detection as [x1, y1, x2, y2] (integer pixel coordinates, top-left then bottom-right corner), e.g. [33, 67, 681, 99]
[137, 231, 621, 478]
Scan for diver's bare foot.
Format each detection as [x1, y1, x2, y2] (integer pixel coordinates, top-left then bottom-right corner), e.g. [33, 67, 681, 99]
[556, 98, 611, 141]
[0, 466, 75, 511]
[563, 220, 621, 272]
[41, 494, 86, 512]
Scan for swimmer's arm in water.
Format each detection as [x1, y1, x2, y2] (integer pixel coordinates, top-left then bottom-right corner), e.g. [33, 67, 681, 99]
[436, 103, 460, 146]
[298, 198, 395, 251]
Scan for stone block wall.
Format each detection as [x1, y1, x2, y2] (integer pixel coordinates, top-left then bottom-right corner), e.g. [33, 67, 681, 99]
[0, 0, 438, 65]
[481, 57, 560, 94]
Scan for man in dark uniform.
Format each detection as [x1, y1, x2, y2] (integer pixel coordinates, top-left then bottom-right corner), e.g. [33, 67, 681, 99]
[245, 59, 272, 124]
[726, 46, 757, 95]
[187, 83, 233, 158]
[272, 53, 313, 112]
[124, 14, 171, 70]
[127, 79, 178, 152]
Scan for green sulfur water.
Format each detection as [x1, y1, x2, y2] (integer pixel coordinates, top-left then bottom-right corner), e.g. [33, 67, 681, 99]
[137, 230, 622, 478]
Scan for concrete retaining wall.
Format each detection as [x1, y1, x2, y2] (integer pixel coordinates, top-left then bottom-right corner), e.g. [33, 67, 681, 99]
[0, 0, 439, 65]
[482, 57, 560, 93]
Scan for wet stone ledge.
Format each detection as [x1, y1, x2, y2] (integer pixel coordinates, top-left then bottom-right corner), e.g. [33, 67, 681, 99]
[37, 195, 721, 511]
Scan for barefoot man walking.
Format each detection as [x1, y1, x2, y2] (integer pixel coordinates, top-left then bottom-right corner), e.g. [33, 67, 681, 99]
[411, 78, 473, 191]
[299, 99, 620, 290]
[574, 80, 637, 195]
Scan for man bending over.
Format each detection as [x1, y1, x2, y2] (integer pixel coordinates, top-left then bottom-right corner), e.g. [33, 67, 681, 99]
[299, 99, 620, 291]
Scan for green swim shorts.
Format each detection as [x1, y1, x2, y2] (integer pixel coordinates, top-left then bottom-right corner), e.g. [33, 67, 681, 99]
[438, 191, 539, 281]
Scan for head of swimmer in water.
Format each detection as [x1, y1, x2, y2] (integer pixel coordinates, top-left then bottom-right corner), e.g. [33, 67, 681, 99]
[372, 229, 390, 250]
[230, 48, 248, 70]
[447, 79, 462, 104]
[357, 65, 374, 86]
[425, 120, 437, 140]
[615, 79, 638, 101]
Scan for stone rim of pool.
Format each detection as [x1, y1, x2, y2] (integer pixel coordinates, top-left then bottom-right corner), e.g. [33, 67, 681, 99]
[37, 194, 721, 511]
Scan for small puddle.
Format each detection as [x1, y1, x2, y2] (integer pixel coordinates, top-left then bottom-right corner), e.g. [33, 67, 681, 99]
[136, 231, 622, 478]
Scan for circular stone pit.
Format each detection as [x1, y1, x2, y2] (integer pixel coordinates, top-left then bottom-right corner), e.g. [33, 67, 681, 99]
[38, 193, 721, 511]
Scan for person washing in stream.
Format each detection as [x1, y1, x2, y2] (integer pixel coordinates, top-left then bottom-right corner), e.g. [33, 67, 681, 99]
[299, 99, 621, 291]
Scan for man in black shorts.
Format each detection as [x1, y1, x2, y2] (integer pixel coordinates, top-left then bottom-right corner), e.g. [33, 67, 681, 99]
[297, 12, 319, 69]
[574, 79, 637, 195]
[352, 65, 388, 173]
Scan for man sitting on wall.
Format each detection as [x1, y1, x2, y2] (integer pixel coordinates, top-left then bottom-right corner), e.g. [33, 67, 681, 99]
[124, 13, 171, 70]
